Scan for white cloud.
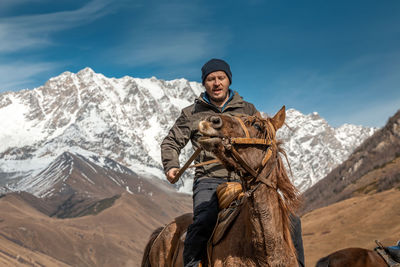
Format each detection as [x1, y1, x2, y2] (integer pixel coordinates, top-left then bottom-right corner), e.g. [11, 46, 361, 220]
[118, 31, 230, 67]
[0, 62, 57, 92]
[109, 2, 232, 68]
[330, 97, 400, 128]
[0, 0, 114, 53]
[0, 0, 44, 10]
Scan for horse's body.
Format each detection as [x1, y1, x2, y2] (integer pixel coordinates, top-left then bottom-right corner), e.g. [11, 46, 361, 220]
[142, 106, 301, 266]
[315, 247, 387, 267]
[209, 180, 297, 266]
[141, 213, 192, 267]
[316, 241, 400, 267]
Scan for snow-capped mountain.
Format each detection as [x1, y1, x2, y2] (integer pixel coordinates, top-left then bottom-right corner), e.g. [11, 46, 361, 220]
[277, 109, 375, 191]
[0, 68, 202, 193]
[0, 68, 375, 194]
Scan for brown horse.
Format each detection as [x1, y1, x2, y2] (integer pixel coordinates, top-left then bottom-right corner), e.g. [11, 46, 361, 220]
[315, 247, 387, 267]
[141, 106, 301, 266]
[316, 241, 400, 267]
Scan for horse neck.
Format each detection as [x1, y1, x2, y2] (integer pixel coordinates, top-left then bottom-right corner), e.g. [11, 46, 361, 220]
[244, 169, 297, 265]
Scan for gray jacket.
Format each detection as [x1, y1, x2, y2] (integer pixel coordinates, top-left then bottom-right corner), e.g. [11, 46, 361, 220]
[161, 90, 258, 181]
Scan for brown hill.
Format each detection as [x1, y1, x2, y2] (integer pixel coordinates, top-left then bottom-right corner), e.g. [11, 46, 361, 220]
[302, 188, 400, 266]
[13, 151, 184, 219]
[2, 186, 399, 267]
[301, 109, 400, 214]
[0, 236, 70, 267]
[0, 190, 191, 266]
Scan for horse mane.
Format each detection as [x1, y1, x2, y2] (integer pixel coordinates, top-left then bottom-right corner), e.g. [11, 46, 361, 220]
[274, 143, 302, 258]
[247, 115, 302, 214]
[240, 115, 302, 215]
[275, 141, 301, 213]
[262, 118, 302, 257]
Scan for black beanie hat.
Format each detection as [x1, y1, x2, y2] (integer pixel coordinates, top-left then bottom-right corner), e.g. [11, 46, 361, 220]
[201, 58, 232, 85]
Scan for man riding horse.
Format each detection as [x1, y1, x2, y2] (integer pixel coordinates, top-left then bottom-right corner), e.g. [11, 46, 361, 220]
[161, 58, 305, 267]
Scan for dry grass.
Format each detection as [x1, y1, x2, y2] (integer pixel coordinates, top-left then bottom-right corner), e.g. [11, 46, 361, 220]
[0, 191, 191, 266]
[302, 188, 400, 266]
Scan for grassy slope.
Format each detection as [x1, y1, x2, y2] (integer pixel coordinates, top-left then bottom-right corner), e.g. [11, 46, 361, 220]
[302, 188, 400, 266]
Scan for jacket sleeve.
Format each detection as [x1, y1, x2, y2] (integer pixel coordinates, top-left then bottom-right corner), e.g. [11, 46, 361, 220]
[248, 102, 259, 116]
[160, 110, 192, 174]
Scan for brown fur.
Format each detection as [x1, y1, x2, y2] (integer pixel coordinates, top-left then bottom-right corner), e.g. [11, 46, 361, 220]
[142, 106, 301, 266]
[141, 226, 164, 267]
[141, 213, 193, 267]
[315, 247, 387, 267]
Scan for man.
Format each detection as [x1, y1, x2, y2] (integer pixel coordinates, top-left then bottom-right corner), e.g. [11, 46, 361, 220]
[161, 58, 305, 267]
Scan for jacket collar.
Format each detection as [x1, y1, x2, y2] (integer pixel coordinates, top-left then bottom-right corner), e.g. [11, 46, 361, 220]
[196, 90, 245, 112]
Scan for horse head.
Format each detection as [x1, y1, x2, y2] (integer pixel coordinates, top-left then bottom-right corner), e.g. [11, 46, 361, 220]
[198, 106, 287, 189]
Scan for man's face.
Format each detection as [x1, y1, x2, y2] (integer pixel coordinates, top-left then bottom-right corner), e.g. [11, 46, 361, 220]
[204, 71, 230, 106]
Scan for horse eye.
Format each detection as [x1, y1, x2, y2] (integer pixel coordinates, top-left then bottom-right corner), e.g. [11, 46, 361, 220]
[253, 124, 262, 132]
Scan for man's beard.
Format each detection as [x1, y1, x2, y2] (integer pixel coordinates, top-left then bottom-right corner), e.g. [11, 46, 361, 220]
[209, 91, 229, 105]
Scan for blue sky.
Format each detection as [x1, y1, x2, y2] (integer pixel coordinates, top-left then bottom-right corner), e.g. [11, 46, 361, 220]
[0, 0, 399, 127]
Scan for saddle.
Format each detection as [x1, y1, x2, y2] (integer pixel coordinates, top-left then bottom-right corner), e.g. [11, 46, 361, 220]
[180, 182, 244, 245]
[180, 182, 245, 244]
[211, 182, 245, 245]
[216, 181, 244, 210]
[375, 240, 400, 266]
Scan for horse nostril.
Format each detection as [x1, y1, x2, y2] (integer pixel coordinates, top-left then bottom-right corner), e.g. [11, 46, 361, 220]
[209, 116, 222, 129]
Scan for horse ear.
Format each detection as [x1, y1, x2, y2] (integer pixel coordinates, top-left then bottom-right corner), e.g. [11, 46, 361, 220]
[254, 111, 263, 119]
[271, 106, 285, 130]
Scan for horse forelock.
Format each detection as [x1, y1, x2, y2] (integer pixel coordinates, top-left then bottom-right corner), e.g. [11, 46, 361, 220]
[240, 115, 276, 141]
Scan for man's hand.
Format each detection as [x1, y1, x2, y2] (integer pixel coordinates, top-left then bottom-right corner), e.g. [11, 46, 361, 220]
[166, 168, 179, 183]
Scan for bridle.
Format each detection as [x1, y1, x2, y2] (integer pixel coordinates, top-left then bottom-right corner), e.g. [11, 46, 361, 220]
[185, 115, 277, 189]
[220, 116, 277, 189]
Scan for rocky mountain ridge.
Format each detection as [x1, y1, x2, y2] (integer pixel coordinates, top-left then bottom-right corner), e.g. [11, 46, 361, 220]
[278, 109, 376, 190]
[301, 109, 400, 213]
[0, 68, 376, 194]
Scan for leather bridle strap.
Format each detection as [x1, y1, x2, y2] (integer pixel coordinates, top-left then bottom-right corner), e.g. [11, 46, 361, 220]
[261, 148, 273, 167]
[231, 137, 271, 146]
[228, 142, 275, 189]
[233, 116, 250, 138]
[226, 116, 275, 178]
[189, 137, 272, 170]
[229, 145, 258, 178]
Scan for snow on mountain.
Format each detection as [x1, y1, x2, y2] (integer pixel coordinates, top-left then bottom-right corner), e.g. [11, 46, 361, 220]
[0, 68, 200, 192]
[10, 151, 138, 198]
[277, 109, 376, 191]
[0, 68, 375, 195]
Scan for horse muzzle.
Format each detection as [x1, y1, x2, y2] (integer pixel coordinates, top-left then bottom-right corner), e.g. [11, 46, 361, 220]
[198, 120, 224, 150]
